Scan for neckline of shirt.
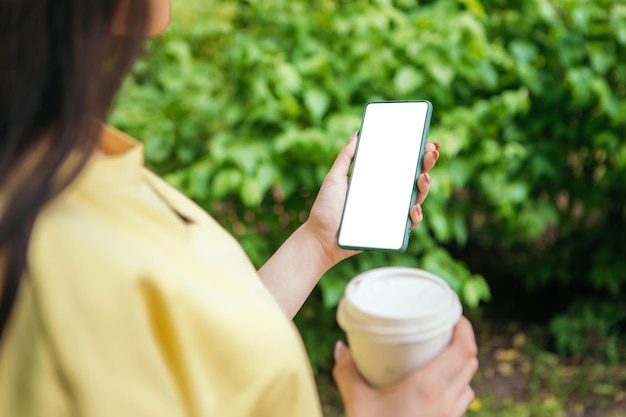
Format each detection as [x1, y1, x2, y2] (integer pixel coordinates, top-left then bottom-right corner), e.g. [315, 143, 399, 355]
[75, 125, 146, 189]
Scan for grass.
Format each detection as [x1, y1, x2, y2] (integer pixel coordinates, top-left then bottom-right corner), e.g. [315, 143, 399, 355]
[315, 310, 626, 417]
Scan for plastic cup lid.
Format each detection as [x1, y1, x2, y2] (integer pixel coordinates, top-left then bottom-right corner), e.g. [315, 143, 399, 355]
[337, 267, 462, 342]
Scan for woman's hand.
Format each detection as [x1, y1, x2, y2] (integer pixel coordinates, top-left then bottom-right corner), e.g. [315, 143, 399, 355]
[258, 132, 440, 317]
[333, 317, 478, 417]
[304, 130, 441, 268]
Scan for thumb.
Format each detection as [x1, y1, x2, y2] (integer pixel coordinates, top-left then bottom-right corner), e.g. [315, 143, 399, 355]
[332, 341, 364, 389]
[327, 132, 358, 180]
[333, 340, 376, 415]
[334, 340, 349, 362]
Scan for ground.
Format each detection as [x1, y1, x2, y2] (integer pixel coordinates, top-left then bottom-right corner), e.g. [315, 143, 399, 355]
[315, 311, 626, 417]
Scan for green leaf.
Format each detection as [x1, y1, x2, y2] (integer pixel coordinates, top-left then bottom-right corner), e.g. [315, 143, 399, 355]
[452, 214, 468, 247]
[506, 182, 529, 204]
[533, 0, 558, 21]
[276, 62, 302, 93]
[592, 383, 616, 397]
[212, 168, 242, 199]
[459, 0, 486, 20]
[394, 66, 425, 95]
[427, 208, 450, 242]
[567, 67, 594, 105]
[241, 177, 264, 207]
[461, 277, 491, 308]
[426, 59, 455, 87]
[304, 88, 330, 121]
[319, 275, 347, 309]
[589, 45, 616, 75]
[509, 40, 537, 63]
[188, 161, 213, 201]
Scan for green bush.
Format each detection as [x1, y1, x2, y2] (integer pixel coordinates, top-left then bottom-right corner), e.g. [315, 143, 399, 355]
[111, 0, 626, 369]
[454, 0, 626, 360]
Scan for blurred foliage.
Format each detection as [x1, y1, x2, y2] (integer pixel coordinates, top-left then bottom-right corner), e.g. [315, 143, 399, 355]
[318, 313, 626, 417]
[111, 0, 626, 371]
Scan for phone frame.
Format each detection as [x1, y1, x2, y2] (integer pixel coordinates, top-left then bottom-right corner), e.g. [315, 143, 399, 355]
[337, 100, 433, 252]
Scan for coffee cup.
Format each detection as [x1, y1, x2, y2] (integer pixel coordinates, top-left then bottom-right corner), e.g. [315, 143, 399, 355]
[336, 266, 462, 387]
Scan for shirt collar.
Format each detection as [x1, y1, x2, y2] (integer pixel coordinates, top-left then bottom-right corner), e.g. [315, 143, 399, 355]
[96, 125, 144, 181]
[70, 125, 145, 190]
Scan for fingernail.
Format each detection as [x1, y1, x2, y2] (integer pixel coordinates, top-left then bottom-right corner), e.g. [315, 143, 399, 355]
[416, 204, 423, 217]
[434, 150, 440, 161]
[425, 173, 431, 184]
[334, 340, 346, 361]
[349, 130, 359, 143]
[434, 142, 441, 150]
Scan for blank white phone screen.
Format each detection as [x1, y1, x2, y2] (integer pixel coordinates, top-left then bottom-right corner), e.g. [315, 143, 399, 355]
[338, 101, 430, 251]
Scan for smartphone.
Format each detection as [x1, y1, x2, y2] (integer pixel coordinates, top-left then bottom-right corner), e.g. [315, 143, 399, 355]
[337, 100, 433, 252]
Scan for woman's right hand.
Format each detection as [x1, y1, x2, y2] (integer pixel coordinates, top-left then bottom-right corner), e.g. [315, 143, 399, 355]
[333, 317, 479, 417]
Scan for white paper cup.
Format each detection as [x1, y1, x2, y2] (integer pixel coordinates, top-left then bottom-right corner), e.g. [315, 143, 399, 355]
[337, 267, 462, 387]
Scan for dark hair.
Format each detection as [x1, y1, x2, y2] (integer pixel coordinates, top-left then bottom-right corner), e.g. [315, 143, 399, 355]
[0, 1, 150, 339]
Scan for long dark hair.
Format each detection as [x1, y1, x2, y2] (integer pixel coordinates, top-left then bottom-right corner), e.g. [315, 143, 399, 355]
[0, 1, 150, 340]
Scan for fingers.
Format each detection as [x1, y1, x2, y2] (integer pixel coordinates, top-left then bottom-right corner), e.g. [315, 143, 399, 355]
[333, 341, 360, 386]
[421, 317, 478, 383]
[452, 386, 476, 417]
[333, 317, 477, 417]
[409, 317, 477, 417]
[409, 204, 423, 229]
[421, 143, 440, 174]
[423, 142, 438, 153]
[443, 341, 479, 403]
[410, 172, 430, 228]
[454, 316, 478, 354]
[334, 339, 348, 362]
[412, 142, 439, 221]
[327, 131, 359, 182]
[415, 172, 431, 205]
[450, 355, 478, 399]
[332, 341, 371, 400]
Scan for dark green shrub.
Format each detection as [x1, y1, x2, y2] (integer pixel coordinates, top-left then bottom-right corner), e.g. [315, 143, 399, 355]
[458, 0, 626, 360]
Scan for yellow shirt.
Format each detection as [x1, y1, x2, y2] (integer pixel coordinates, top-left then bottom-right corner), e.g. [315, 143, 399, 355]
[0, 127, 323, 417]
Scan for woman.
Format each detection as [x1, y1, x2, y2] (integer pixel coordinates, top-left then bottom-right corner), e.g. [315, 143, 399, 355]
[0, 1, 478, 416]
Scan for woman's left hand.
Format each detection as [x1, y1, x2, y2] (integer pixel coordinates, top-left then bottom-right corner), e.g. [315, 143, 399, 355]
[259, 131, 440, 317]
[304, 130, 441, 268]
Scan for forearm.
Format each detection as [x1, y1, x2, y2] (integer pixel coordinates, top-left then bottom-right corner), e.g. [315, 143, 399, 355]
[258, 222, 335, 319]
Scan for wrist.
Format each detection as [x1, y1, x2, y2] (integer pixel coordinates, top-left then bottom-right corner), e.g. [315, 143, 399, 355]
[299, 220, 340, 273]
